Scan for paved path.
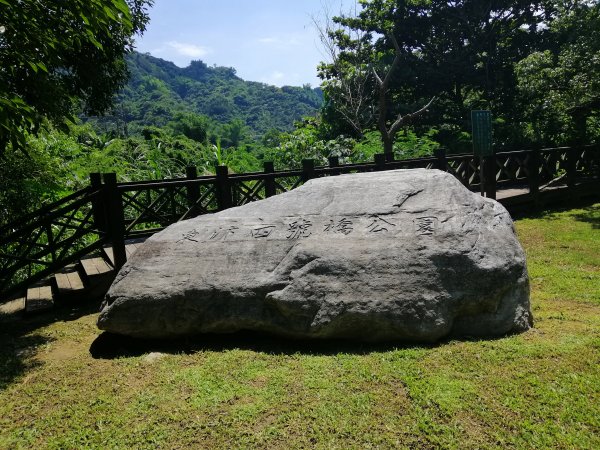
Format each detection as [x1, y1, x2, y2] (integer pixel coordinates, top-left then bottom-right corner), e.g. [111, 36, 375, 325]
[496, 188, 529, 200]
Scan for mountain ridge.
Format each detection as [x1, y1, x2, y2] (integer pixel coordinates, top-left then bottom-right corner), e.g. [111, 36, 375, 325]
[90, 52, 324, 138]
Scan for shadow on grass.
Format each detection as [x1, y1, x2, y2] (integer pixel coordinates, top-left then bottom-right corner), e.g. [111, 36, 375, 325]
[89, 330, 438, 359]
[0, 300, 102, 391]
[1, 299, 526, 367]
[89, 327, 526, 360]
[572, 204, 600, 229]
[511, 198, 599, 222]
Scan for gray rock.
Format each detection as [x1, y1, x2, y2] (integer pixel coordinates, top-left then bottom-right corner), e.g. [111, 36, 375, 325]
[97, 169, 532, 342]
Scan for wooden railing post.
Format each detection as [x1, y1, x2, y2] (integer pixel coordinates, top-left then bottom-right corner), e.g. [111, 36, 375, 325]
[566, 146, 578, 188]
[433, 147, 447, 171]
[593, 144, 600, 178]
[263, 162, 276, 198]
[215, 165, 232, 210]
[89, 172, 106, 233]
[102, 173, 127, 271]
[185, 166, 199, 216]
[328, 156, 341, 176]
[374, 153, 386, 171]
[481, 155, 497, 199]
[301, 159, 315, 182]
[527, 149, 541, 197]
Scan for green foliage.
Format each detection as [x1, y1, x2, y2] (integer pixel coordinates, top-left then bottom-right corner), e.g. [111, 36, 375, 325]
[351, 131, 383, 161]
[261, 128, 283, 148]
[0, 120, 267, 225]
[393, 128, 440, 159]
[339, 128, 440, 163]
[265, 118, 440, 170]
[168, 112, 210, 143]
[209, 138, 261, 173]
[219, 118, 247, 149]
[265, 117, 355, 169]
[516, 1, 600, 146]
[0, 140, 68, 222]
[0, 0, 153, 153]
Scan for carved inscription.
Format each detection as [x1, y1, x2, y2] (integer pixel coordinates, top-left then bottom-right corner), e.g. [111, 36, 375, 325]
[366, 215, 396, 233]
[177, 229, 200, 243]
[324, 218, 354, 235]
[251, 225, 276, 239]
[286, 218, 312, 239]
[209, 226, 239, 241]
[415, 216, 438, 236]
[178, 212, 429, 243]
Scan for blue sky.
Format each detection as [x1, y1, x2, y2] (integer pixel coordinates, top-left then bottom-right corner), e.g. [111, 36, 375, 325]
[135, 0, 356, 87]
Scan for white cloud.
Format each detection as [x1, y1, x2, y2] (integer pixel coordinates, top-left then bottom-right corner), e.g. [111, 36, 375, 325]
[260, 71, 286, 86]
[256, 35, 302, 47]
[166, 41, 210, 58]
[148, 40, 212, 66]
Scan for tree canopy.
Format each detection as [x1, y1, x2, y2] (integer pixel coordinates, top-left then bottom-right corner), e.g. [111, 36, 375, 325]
[318, 0, 600, 152]
[0, 0, 153, 153]
[516, 0, 600, 145]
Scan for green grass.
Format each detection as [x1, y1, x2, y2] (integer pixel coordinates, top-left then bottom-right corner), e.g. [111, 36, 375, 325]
[1, 204, 599, 449]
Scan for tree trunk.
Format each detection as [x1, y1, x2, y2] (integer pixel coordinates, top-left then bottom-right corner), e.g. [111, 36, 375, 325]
[382, 133, 394, 159]
[376, 80, 393, 159]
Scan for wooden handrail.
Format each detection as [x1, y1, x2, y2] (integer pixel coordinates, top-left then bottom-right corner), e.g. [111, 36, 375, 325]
[1, 144, 599, 301]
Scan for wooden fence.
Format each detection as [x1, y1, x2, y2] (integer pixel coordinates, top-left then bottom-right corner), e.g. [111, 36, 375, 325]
[1, 145, 599, 301]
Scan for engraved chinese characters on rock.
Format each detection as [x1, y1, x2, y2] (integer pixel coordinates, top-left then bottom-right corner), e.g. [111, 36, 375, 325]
[209, 226, 239, 241]
[251, 225, 276, 239]
[324, 218, 354, 235]
[366, 215, 396, 233]
[286, 218, 313, 239]
[415, 216, 438, 236]
[177, 229, 200, 243]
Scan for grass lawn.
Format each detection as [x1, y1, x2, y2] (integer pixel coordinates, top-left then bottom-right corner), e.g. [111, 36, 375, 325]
[1, 204, 598, 449]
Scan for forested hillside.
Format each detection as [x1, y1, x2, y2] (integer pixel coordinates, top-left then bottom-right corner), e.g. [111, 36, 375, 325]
[2, 1, 599, 226]
[88, 52, 323, 139]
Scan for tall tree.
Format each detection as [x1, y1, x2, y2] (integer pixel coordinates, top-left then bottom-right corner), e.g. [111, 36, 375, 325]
[317, 1, 435, 157]
[371, 33, 435, 157]
[516, 0, 600, 146]
[316, 3, 376, 137]
[319, 0, 553, 152]
[0, 0, 153, 153]
[422, 0, 551, 148]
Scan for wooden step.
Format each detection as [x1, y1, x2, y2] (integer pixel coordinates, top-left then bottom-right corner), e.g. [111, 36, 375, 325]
[126, 242, 143, 258]
[103, 239, 146, 267]
[16, 240, 147, 316]
[55, 270, 85, 291]
[25, 284, 54, 314]
[0, 295, 25, 315]
[80, 257, 114, 281]
[53, 266, 86, 303]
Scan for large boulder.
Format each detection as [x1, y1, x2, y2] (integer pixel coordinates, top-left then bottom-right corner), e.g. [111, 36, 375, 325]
[97, 169, 532, 342]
